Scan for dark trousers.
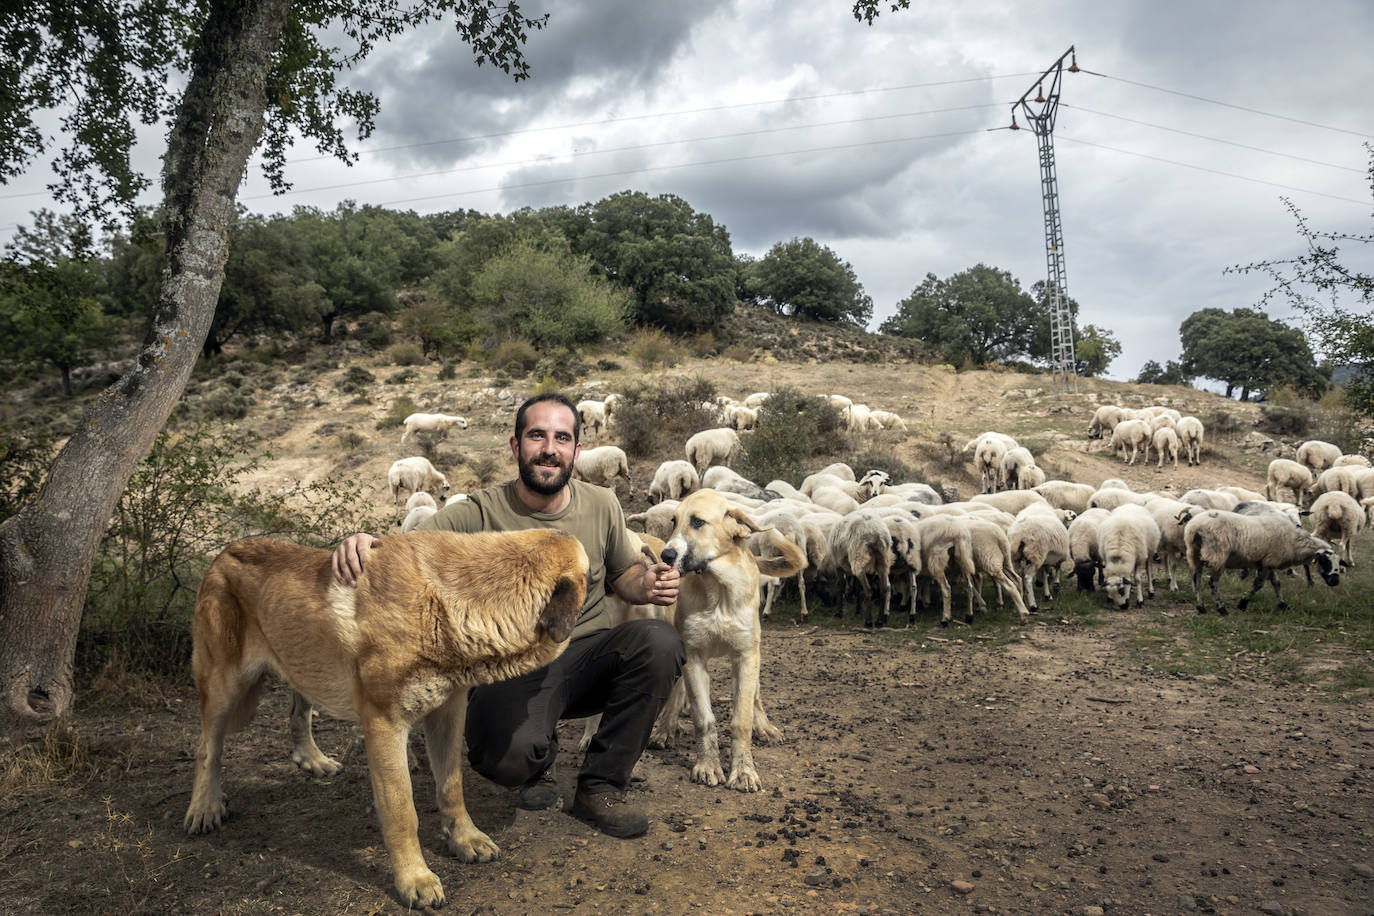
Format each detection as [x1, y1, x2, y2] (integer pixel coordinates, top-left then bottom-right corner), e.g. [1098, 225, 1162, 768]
[465, 618, 684, 796]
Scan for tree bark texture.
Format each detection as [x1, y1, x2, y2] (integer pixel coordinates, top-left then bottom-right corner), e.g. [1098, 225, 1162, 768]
[0, 0, 291, 736]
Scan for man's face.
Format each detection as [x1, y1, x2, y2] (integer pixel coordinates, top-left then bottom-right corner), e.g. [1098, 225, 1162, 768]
[512, 402, 580, 496]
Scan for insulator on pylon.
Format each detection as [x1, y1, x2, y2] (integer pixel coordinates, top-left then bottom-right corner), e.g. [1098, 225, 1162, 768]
[1010, 113, 1020, 130]
[1035, 84, 1045, 103]
[1068, 52, 1079, 73]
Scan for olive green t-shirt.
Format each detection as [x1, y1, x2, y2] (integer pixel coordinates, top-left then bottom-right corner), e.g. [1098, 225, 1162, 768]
[416, 478, 641, 640]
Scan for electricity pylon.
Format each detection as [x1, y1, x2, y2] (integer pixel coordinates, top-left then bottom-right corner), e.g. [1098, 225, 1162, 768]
[1013, 47, 1079, 395]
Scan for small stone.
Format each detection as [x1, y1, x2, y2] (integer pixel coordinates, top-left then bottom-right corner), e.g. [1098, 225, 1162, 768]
[1243, 765, 1260, 775]
[951, 879, 975, 894]
[1081, 907, 1105, 916]
[1089, 794, 1111, 809]
[1152, 853, 1171, 863]
[1353, 863, 1374, 879]
[1177, 893, 1198, 910]
[1259, 903, 1289, 916]
[804, 870, 827, 886]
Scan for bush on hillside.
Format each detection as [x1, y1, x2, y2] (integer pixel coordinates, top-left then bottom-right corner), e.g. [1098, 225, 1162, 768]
[376, 395, 419, 430]
[742, 388, 845, 485]
[613, 377, 719, 459]
[1257, 404, 1312, 439]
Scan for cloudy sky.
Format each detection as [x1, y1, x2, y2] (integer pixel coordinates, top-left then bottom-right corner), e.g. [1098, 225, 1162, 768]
[5, 0, 1373, 380]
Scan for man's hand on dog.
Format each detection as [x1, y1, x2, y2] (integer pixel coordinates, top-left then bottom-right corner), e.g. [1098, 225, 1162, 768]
[332, 533, 382, 587]
[644, 561, 679, 606]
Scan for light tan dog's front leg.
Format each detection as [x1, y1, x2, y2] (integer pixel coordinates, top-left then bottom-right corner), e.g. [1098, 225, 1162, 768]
[423, 687, 499, 864]
[683, 656, 724, 786]
[363, 714, 444, 909]
[648, 677, 688, 749]
[726, 649, 763, 792]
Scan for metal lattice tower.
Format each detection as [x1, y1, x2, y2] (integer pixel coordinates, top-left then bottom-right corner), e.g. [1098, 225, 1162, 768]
[1013, 47, 1079, 395]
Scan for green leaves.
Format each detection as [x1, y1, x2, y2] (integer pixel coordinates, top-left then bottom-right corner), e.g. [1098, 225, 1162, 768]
[746, 237, 872, 327]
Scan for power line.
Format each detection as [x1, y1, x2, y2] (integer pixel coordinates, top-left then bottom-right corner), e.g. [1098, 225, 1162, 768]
[242, 103, 1002, 201]
[374, 128, 989, 208]
[1078, 69, 1374, 141]
[286, 72, 1041, 165]
[1059, 134, 1371, 206]
[1062, 104, 1364, 173]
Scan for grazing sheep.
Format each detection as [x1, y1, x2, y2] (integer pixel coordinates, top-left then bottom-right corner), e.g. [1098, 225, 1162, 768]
[1007, 505, 1072, 612]
[1109, 418, 1152, 465]
[840, 404, 881, 432]
[966, 432, 1018, 493]
[857, 469, 892, 500]
[648, 460, 700, 503]
[1097, 504, 1161, 609]
[1184, 510, 1341, 614]
[576, 400, 608, 437]
[1017, 464, 1047, 490]
[869, 409, 908, 431]
[1152, 426, 1180, 470]
[822, 511, 895, 628]
[387, 456, 450, 505]
[601, 392, 622, 422]
[1176, 416, 1205, 465]
[702, 466, 778, 502]
[1218, 485, 1267, 504]
[905, 515, 977, 627]
[754, 509, 827, 622]
[813, 462, 857, 482]
[764, 479, 804, 500]
[1144, 497, 1195, 592]
[970, 489, 1050, 515]
[399, 412, 467, 445]
[399, 504, 437, 533]
[960, 517, 1032, 624]
[1148, 413, 1178, 436]
[1297, 439, 1343, 476]
[881, 481, 943, 505]
[826, 394, 854, 411]
[1310, 466, 1363, 502]
[1310, 490, 1364, 567]
[404, 491, 439, 513]
[999, 447, 1036, 491]
[800, 472, 865, 501]
[1333, 454, 1372, 468]
[725, 404, 759, 431]
[1067, 507, 1111, 592]
[685, 428, 742, 473]
[1088, 405, 1130, 439]
[1266, 458, 1314, 505]
[1180, 488, 1239, 511]
[626, 500, 680, 540]
[1234, 500, 1303, 529]
[1034, 480, 1097, 514]
[810, 484, 862, 516]
[743, 392, 771, 408]
[1099, 477, 1131, 491]
[573, 445, 631, 487]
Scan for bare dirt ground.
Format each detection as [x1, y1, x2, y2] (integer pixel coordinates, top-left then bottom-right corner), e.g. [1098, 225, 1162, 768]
[3, 619, 1372, 915]
[4, 355, 1371, 915]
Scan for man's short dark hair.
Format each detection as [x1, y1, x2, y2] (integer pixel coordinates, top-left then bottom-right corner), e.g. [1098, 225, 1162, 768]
[514, 392, 581, 443]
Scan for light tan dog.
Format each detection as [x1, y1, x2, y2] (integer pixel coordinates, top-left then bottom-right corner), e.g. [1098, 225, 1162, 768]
[658, 489, 806, 792]
[183, 530, 588, 909]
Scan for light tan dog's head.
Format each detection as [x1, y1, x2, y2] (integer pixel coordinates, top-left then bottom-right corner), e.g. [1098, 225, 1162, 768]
[660, 488, 763, 575]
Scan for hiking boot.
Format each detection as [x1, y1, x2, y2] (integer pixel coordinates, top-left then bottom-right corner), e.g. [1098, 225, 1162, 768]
[570, 788, 648, 838]
[517, 769, 560, 811]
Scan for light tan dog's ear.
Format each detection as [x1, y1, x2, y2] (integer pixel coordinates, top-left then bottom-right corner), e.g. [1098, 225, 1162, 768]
[539, 576, 585, 643]
[724, 507, 764, 541]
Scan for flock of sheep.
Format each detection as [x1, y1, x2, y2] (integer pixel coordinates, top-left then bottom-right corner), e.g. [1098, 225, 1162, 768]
[382, 394, 1367, 626]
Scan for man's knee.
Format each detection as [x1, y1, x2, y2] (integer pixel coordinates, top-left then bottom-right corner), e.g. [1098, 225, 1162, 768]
[618, 618, 684, 683]
[466, 733, 554, 788]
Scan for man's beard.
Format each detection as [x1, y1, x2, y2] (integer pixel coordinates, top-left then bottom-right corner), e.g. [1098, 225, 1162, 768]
[518, 453, 573, 496]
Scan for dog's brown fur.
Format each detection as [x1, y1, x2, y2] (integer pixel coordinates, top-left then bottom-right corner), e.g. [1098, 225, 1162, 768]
[183, 530, 588, 908]
[659, 489, 806, 792]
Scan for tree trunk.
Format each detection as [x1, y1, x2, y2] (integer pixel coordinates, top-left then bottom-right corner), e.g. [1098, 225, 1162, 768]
[59, 364, 72, 399]
[0, 0, 291, 736]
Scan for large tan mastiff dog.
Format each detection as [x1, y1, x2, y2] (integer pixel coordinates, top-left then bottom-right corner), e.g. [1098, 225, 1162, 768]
[183, 530, 589, 908]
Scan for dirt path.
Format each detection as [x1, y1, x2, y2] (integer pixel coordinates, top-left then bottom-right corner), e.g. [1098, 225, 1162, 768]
[4, 617, 1370, 915]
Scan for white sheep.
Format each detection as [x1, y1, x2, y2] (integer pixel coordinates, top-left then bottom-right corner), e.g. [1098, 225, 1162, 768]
[702, 466, 778, 501]
[1109, 418, 1151, 465]
[869, 409, 908, 431]
[1089, 488, 1151, 511]
[970, 489, 1050, 515]
[1033, 480, 1097, 514]
[685, 428, 742, 473]
[1144, 496, 1195, 592]
[399, 412, 467, 445]
[1310, 490, 1364, 567]
[810, 484, 862, 516]
[822, 511, 895, 628]
[626, 500, 680, 540]
[753, 509, 827, 622]
[960, 517, 1032, 624]
[882, 481, 943, 505]
[999, 446, 1036, 491]
[399, 504, 438, 533]
[764, 479, 804, 500]
[1333, 454, 1372, 469]
[840, 403, 881, 432]
[1184, 510, 1342, 614]
[725, 404, 759, 431]
[799, 472, 865, 501]
[572, 445, 631, 487]
[1179, 488, 1239, 511]
[856, 469, 892, 500]
[1099, 477, 1131, 491]
[404, 491, 438, 513]
[965, 432, 1018, 493]
[743, 392, 771, 408]
[826, 394, 854, 411]
[1097, 504, 1161, 609]
[1067, 507, 1111, 592]
[1017, 464, 1047, 490]
[1007, 504, 1072, 612]
[576, 399, 608, 437]
[648, 460, 700, 503]
[905, 515, 977, 627]
[1176, 416, 1205, 465]
[812, 461, 856, 482]
[387, 456, 450, 505]
[1296, 439, 1343, 476]
[1152, 426, 1180, 470]
[1266, 458, 1314, 505]
[1088, 405, 1130, 439]
[602, 393, 622, 423]
[1218, 485, 1267, 504]
[1309, 466, 1362, 502]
